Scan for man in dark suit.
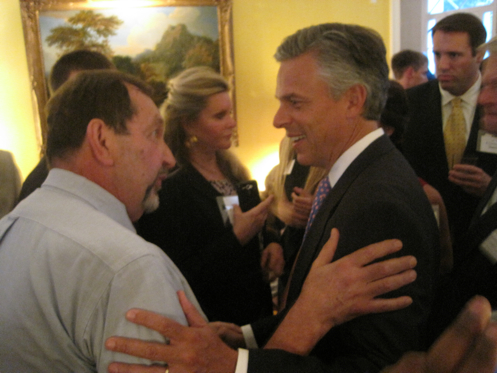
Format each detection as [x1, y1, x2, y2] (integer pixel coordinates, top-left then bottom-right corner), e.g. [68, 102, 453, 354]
[430, 37, 497, 337]
[402, 13, 497, 255]
[105, 23, 440, 373]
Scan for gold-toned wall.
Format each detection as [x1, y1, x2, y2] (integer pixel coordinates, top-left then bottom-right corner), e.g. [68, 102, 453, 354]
[0, 0, 40, 180]
[0, 0, 391, 186]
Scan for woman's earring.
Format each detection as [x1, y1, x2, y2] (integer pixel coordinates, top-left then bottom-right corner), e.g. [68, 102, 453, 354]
[185, 135, 198, 148]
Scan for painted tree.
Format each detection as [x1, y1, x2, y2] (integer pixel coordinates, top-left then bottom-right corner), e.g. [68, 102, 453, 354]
[46, 10, 123, 57]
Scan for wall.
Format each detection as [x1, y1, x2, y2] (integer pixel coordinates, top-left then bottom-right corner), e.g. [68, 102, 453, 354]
[0, 0, 40, 180]
[0, 0, 391, 187]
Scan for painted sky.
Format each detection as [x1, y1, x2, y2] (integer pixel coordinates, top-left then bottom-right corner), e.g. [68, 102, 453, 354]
[39, 6, 219, 75]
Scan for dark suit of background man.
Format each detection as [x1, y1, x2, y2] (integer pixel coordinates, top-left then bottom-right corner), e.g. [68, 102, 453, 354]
[403, 13, 497, 257]
[430, 36, 497, 340]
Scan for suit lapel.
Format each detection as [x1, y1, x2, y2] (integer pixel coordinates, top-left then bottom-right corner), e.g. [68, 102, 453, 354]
[286, 136, 395, 305]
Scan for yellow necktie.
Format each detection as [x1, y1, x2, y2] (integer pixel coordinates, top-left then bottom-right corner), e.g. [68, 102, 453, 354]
[444, 97, 467, 169]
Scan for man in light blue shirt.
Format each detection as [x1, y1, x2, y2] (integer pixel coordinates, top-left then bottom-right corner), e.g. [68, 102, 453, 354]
[0, 70, 202, 372]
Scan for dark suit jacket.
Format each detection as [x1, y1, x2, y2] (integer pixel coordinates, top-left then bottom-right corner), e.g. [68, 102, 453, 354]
[403, 80, 497, 255]
[136, 163, 272, 325]
[428, 170, 497, 342]
[248, 135, 440, 373]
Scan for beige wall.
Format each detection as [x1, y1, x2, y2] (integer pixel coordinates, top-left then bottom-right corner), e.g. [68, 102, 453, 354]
[0, 0, 391, 187]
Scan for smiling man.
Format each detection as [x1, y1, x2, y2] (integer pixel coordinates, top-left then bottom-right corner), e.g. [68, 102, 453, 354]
[0, 70, 203, 372]
[402, 13, 497, 251]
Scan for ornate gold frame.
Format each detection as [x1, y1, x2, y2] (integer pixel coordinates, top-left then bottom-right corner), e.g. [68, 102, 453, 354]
[20, 0, 235, 145]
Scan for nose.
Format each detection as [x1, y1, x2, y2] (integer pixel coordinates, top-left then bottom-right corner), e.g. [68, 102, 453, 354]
[162, 141, 176, 170]
[227, 115, 236, 129]
[273, 103, 290, 129]
[436, 54, 450, 72]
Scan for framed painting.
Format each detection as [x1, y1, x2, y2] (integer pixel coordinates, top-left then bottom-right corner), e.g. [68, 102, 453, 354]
[20, 0, 236, 145]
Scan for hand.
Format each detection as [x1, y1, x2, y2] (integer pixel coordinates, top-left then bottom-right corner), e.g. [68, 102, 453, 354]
[448, 164, 491, 197]
[233, 195, 273, 246]
[261, 242, 285, 282]
[106, 291, 238, 373]
[209, 322, 245, 349]
[291, 187, 313, 219]
[265, 228, 417, 355]
[276, 195, 309, 228]
[382, 296, 497, 373]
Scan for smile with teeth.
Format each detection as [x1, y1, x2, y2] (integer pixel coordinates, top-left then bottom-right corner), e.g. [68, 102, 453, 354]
[290, 135, 306, 142]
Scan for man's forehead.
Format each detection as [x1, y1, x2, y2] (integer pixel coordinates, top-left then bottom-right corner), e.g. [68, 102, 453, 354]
[433, 30, 471, 48]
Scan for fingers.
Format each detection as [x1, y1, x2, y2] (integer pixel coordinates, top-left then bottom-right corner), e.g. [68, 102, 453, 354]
[124, 308, 183, 338]
[311, 228, 339, 268]
[106, 336, 169, 362]
[177, 291, 206, 327]
[108, 362, 166, 373]
[368, 296, 414, 314]
[349, 239, 404, 267]
[458, 322, 497, 373]
[364, 255, 417, 283]
[427, 296, 492, 372]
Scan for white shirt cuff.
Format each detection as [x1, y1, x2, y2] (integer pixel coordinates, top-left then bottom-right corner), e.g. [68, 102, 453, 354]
[234, 348, 249, 373]
[241, 324, 259, 349]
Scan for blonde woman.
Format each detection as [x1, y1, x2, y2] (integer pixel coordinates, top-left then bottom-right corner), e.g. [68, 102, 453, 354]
[137, 67, 274, 325]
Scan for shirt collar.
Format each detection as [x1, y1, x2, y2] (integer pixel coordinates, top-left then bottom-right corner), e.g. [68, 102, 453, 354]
[440, 72, 481, 106]
[327, 127, 384, 187]
[43, 168, 136, 233]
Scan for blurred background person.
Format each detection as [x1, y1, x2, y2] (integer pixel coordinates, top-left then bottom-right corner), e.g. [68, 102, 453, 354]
[137, 66, 274, 325]
[263, 136, 326, 308]
[0, 150, 21, 219]
[381, 80, 453, 274]
[391, 50, 429, 90]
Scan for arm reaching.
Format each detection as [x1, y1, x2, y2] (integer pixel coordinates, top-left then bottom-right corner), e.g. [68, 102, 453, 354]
[105, 229, 417, 372]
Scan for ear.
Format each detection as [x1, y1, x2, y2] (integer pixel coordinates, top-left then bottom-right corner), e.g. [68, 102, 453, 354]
[86, 118, 116, 166]
[405, 66, 415, 79]
[344, 84, 367, 117]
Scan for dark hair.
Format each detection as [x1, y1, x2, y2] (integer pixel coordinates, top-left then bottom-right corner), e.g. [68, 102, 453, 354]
[46, 70, 152, 163]
[49, 50, 115, 94]
[391, 50, 428, 79]
[380, 80, 409, 150]
[274, 23, 389, 121]
[432, 13, 486, 55]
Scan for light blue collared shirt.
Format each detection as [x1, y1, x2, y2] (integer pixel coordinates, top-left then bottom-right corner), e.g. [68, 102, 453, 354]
[0, 168, 203, 372]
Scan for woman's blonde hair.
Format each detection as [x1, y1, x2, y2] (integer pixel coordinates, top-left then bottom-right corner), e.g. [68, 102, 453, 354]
[266, 137, 327, 202]
[163, 66, 249, 183]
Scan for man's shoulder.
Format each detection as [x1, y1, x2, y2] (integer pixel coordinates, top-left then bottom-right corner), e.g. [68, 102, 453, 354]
[11, 187, 164, 272]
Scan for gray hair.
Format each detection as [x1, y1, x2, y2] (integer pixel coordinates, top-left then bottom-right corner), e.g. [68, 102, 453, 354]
[274, 23, 389, 121]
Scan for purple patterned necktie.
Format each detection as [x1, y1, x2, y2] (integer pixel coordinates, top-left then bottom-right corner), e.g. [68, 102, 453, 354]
[303, 176, 331, 240]
[280, 176, 331, 311]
